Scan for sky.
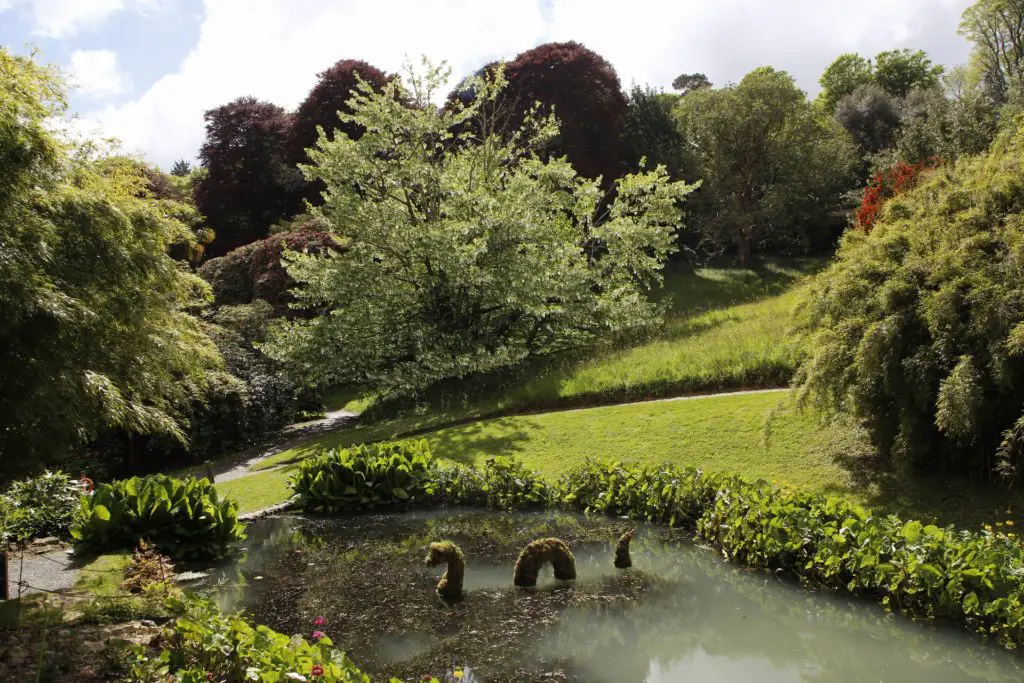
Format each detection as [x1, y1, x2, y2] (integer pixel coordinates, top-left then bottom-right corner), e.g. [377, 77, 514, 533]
[0, 0, 978, 170]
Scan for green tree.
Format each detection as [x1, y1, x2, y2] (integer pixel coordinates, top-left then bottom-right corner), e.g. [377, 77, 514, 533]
[960, 0, 1024, 104]
[873, 49, 944, 98]
[264, 62, 694, 394]
[818, 53, 874, 112]
[675, 67, 856, 262]
[794, 123, 1024, 480]
[621, 85, 688, 178]
[0, 49, 220, 469]
[170, 159, 192, 176]
[671, 72, 711, 95]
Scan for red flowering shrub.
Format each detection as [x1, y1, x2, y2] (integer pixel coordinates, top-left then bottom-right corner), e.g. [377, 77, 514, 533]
[856, 158, 940, 231]
[198, 227, 345, 315]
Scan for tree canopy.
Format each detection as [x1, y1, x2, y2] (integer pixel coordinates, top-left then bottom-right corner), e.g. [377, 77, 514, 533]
[960, 0, 1024, 104]
[0, 48, 220, 469]
[194, 97, 302, 256]
[675, 67, 856, 261]
[264, 62, 694, 394]
[818, 49, 943, 112]
[795, 124, 1024, 480]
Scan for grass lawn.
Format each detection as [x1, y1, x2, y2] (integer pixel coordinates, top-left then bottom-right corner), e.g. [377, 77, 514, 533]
[230, 390, 1024, 529]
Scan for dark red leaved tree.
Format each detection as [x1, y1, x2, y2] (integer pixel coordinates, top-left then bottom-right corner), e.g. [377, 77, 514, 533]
[194, 97, 303, 256]
[287, 59, 392, 204]
[450, 42, 627, 185]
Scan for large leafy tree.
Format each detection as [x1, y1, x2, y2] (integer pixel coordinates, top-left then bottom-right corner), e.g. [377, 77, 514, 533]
[621, 85, 688, 179]
[873, 49, 944, 99]
[286, 59, 392, 204]
[194, 97, 302, 256]
[960, 0, 1024, 104]
[264, 63, 694, 394]
[818, 53, 875, 112]
[675, 67, 856, 262]
[501, 42, 628, 184]
[794, 124, 1024, 481]
[835, 84, 902, 155]
[0, 49, 220, 469]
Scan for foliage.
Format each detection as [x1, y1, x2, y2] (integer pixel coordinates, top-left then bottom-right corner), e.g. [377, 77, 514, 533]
[894, 79, 998, 163]
[0, 48, 221, 472]
[71, 474, 246, 560]
[675, 66, 856, 261]
[854, 158, 940, 230]
[795, 125, 1024, 479]
[128, 596, 373, 682]
[198, 227, 344, 315]
[287, 59, 392, 203]
[289, 440, 435, 513]
[553, 460, 1024, 648]
[960, 0, 1024, 104]
[819, 50, 943, 111]
[818, 53, 875, 112]
[873, 49, 944, 99]
[835, 84, 902, 154]
[432, 457, 553, 510]
[621, 85, 688, 179]
[671, 72, 711, 95]
[170, 159, 192, 176]
[121, 539, 175, 594]
[194, 97, 303, 256]
[502, 41, 628, 183]
[0, 471, 82, 545]
[265, 61, 694, 394]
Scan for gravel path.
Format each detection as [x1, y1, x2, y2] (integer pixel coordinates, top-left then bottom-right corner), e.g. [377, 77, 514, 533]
[5, 544, 78, 598]
[213, 409, 357, 483]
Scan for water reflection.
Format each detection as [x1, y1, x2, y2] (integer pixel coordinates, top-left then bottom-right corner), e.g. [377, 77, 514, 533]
[195, 511, 1024, 682]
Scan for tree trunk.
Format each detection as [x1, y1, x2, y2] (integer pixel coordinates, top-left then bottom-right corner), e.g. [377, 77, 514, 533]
[737, 233, 752, 265]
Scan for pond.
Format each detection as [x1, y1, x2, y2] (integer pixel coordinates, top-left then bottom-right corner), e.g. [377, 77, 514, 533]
[196, 510, 1024, 682]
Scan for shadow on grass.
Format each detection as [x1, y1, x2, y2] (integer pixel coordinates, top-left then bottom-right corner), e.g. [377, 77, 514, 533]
[824, 448, 1024, 530]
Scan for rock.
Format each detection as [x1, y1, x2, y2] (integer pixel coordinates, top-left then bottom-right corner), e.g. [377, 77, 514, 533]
[33, 536, 60, 546]
[140, 619, 156, 627]
[7, 646, 27, 665]
[80, 641, 105, 654]
[57, 629, 72, 640]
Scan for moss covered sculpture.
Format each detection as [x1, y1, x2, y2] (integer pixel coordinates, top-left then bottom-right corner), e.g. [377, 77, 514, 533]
[513, 537, 577, 587]
[425, 541, 465, 598]
[614, 529, 634, 568]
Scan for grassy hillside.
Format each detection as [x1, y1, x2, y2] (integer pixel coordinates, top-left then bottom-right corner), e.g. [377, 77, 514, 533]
[222, 389, 1024, 529]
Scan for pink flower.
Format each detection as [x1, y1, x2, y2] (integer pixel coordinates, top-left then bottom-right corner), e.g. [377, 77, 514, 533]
[312, 630, 326, 640]
[311, 664, 325, 677]
[206, 674, 215, 682]
[313, 616, 327, 626]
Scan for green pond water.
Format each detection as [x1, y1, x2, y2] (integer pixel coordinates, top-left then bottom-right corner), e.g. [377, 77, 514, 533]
[196, 510, 1024, 682]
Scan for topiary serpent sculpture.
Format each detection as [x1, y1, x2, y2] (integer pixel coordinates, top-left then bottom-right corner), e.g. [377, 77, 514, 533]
[614, 529, 634, 568]
[425, 541, 465, 598]
[513, 538, 577, 587]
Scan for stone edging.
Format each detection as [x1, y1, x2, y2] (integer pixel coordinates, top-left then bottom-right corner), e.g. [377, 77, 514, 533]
[238, 500, 295, 521]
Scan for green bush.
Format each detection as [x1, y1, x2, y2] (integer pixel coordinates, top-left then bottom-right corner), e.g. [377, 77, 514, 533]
[1, 471, 82, 546]
[554, 460, 1024, 648]
[128, 596, 371, 682]
[432, 457, 552, 510]
[794, 124, 1024, 479]
[71, 475, 246, 560]
[289, 440, 435, 513]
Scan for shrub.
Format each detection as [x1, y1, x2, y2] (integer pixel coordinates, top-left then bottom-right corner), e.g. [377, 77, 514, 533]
[797, 125, 1024, 477]
[0, 471, 83, 546]
[289, 440, 435, 513]
[553, 460, 1024, 648]
[854, 157, 939, 230]
[128, 596, 371, 682]
[198, 228, 345, 315]
[432, 457, 552, 510]
[71, 475, 246, 560]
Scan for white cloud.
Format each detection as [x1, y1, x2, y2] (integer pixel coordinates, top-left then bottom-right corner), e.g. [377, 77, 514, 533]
[69, 49, 127, 97]
[2, 0, 156, 38]
[76, 0, 978, 169]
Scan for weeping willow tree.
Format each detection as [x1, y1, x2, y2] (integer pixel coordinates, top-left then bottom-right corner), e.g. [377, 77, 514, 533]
[794, 123, 1024, 482]
[0, 49, 220, 469]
